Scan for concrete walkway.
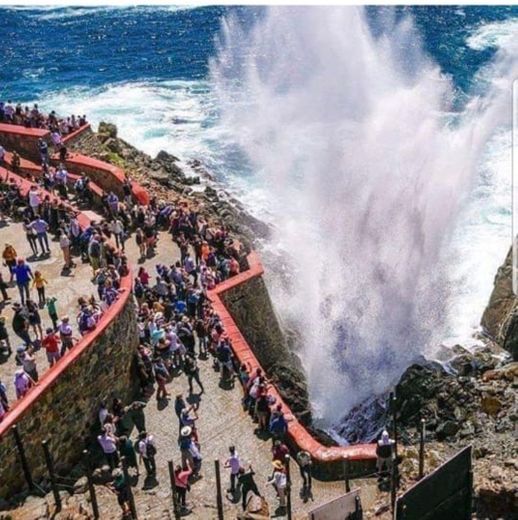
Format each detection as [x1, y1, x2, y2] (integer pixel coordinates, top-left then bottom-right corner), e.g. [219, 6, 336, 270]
[0, 220, 95, 404]
[113, 233, 379, 519]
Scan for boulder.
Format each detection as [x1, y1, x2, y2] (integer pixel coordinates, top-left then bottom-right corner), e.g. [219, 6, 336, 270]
[98, 121, 118, 139]
[480, 395, 503, 417]
[436, 420, 459, 440]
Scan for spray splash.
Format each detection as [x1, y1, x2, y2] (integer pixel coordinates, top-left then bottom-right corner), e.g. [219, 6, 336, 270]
[210, 6, 517, 425]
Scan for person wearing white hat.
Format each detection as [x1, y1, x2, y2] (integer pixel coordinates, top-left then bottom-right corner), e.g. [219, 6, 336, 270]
[179, 426, 194, 469]
[376, 429, 395, 474]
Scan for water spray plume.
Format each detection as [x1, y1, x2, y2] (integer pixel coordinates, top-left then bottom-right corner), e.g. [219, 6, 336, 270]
[211, 6, 517, 425]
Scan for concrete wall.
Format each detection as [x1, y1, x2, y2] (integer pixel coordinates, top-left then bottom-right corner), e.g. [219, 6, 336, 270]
[0, 169, 140, 499]
[0, 124, 49, 163]
[0, 294, 138, 499]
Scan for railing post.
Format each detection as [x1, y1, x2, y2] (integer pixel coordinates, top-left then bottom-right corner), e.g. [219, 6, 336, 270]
[418, 418, 426, 480]
[12, 425, 34, 490]
[391, 393, 398, 461]
[41, 440, 61, 511]
[121, 456, 138, 520]
[354, 494, 363, 520]
[214, 459, 224, 520]
[83, 450, 99, 519]
[344, 457, 351, 493]
[168, 460, 181, 520]
[285, 454, 292, 520]
[390, 460, 397, 516]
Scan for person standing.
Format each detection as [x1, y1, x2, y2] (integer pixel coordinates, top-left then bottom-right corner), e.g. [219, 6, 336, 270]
[97, 429, 119, 470]
[2, 244, 17, 282]
[42, 327, 61, 367]
[268, 460, 287, 512]
[183, 353, 204, 395]
[58, 316, 74, 355]
[46, 296, 59, 330]
[238, 463, 261, 511]
[30, 216, 51, 255]
[59, 230, 72, 269]
[21, 345, 38, 382]
[224, 446, 241, 495]
[32, 270, 47, 307]
[14, 368, 35, 399]
[108, 468, 131, 518]
[296, 450, 313, 496]
[13, 258, 33, 304]
[138, 431, 157, 477]
[376, 430, 395, 475]
[174, 462, 192, 511]
[12, 303, 32, 346]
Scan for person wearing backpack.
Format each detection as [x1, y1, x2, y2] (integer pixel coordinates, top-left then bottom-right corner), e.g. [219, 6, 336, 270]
[138, 431, 157, 477]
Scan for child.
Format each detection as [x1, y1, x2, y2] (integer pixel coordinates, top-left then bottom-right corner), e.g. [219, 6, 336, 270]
[46, 296, 58, 330]
[32, 271, 47, 306]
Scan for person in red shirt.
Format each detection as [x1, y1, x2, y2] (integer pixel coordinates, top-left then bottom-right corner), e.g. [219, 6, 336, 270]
[272, 440, 289, 465]
[42, 327, 61, 366]
[174, 461, 193, 511]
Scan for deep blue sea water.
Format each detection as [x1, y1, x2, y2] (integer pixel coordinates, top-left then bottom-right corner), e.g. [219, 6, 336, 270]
[1, 5, 517, 420]
[1, 6, 517, 99]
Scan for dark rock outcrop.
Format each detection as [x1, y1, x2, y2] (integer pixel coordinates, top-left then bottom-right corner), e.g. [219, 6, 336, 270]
[481, 248, 518, 360]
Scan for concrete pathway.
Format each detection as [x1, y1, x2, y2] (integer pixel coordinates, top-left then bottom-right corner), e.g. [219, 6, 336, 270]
[0, 220, 95, 404]
[115, 232, 379, 519]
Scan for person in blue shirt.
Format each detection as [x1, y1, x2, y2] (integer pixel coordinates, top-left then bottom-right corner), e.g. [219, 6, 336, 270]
[269, 406, 288, 440]
[13, 258, 33, 304]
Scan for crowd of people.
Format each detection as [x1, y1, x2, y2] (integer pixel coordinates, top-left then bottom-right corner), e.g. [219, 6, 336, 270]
[0, 126, 397, 518]
[0, 101, 87, 136]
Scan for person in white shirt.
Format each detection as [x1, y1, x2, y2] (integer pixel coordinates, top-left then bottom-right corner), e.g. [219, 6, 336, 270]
[58, 316, 74, 355]
[138, 431, 157, 476]
[59, 230, 72, 269]
[224, 445, 241, 494]
[268, 460, 287, 509]
[28, 186, 41, 217]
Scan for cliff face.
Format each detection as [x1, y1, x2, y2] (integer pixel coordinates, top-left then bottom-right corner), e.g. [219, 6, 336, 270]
[481, 248, 518, 360]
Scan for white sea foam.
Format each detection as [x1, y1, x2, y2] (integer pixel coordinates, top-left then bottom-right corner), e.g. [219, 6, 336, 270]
[14, 6, 199, 22]
[467, 18, 518, 51]
[210, 6, 516, 422]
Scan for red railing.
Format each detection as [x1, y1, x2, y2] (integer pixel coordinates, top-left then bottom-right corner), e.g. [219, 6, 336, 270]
[208, 252, 377, 464]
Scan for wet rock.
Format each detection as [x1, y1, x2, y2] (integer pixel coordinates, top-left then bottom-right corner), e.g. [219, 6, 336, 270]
[156, 150, 180, 163]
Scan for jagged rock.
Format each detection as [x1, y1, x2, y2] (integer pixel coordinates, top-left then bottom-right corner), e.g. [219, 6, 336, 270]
[436, 420, 459, 440]
[156, 150, 180, 163]
[481, 248, 518, 360]
[98, 121, 118, 139]
[104, 137, 122, 154]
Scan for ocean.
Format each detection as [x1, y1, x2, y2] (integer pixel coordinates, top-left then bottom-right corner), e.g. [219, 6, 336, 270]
[1, 5, 516, 424]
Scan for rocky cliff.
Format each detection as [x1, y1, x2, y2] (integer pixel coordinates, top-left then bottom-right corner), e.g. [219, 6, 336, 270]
[481, 247, 518, 361]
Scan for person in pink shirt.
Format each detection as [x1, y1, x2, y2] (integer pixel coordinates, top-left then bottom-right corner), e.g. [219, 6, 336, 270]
[174, 461, 192, 511]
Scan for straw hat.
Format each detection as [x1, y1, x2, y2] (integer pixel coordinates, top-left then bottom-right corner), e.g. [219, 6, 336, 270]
[272, 460, 284, 471]
[180, 426, 192, 437]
